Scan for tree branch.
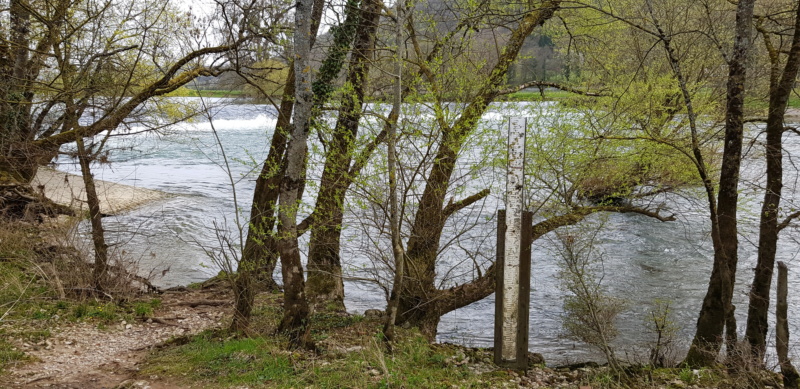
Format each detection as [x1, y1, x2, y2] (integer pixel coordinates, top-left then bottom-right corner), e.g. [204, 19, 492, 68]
[497, 80, 605, 97]
[432, 204, 674, 315]
[442, 189, 491, 217]
[33, 41, 241, 149]
[778, 211, 800, 232]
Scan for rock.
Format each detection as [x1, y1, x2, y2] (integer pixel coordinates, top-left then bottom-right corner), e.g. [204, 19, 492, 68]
[555, 361, 599, 370]
[114, 379, 151, 389]
[527, 352, 545, 366]
[364, 309, 384, 319]
[668, 379, 687, 388]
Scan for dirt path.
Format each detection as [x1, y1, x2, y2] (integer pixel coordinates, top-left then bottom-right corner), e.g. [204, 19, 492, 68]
[1, 288, 231, 389]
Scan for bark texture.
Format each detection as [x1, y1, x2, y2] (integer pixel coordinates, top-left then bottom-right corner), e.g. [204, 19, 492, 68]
[776, 262, 799, 388]
[684, 0, 755, 367]
[76, 138, 109, 291]
[276, 0, 314, 348]
[744, 2, 800, 361]
[231, 0, 325, 333]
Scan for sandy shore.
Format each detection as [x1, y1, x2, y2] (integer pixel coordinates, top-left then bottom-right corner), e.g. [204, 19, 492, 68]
[32, 167, 168, 215]
[785, 108, 800, 124]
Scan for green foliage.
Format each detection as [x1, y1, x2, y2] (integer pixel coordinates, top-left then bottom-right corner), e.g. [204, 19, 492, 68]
[679, 364, 698, 385]
[554, 225, 625, 368]
[505, 90, 574, 101]
[644, 300, 679, 367]
[240, 59, 289, 98]
[133, 302, 154, 318]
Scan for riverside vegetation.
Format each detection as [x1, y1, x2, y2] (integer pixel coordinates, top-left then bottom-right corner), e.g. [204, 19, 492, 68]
[0, 216, 788, 388]
[5, 0, 800, 387]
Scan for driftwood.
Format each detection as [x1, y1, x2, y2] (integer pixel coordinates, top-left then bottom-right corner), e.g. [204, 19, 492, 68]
[86, 262, 162, 294]
[777, 261, 799, 388]
[168, 299, 229, 308]
[138, 316, 185, 326]
[0, 183, 73, 221]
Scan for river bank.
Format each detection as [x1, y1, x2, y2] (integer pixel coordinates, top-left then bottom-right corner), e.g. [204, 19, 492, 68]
[32, 167, 169, 216]
[0, 279, 780, 389]
[0, 200, 787, 388]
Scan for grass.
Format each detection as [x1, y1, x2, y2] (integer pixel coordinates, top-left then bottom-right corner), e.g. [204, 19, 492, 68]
[142, 328, 510, 389]
[0, 335, 26, 372]
[141, 291, 513, 388]
[0, 221, 170, 373]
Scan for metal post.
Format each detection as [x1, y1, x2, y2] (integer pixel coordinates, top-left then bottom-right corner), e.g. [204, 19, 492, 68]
[494, 117, 531, 369]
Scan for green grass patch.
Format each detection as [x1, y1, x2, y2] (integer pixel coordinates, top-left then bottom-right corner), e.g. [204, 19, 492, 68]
[141, 326, 513, 388]
[0, 336, 26, 372]
[143, 331, 301, 387]
[132, 299, 161, 319]
[789, 95, 800, 108]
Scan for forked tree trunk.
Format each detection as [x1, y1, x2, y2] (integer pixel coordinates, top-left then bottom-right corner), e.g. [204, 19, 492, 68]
[745, 1, 800, 361]
[231, 0, 325, 334]
[230, 68, 294, 333]
[684, 0, 754, 367]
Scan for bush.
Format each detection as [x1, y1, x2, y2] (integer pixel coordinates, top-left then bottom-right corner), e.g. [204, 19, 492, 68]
[554, 226, 625, 371]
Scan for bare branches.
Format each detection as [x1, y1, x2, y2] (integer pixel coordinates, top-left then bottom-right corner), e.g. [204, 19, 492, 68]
[497, 81, 605, 97]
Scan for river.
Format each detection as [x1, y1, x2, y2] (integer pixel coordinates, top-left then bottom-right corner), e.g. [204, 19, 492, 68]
[56, 97, 800, 366]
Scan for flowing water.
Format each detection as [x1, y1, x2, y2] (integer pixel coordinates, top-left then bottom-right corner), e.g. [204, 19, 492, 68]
[56, 98, 800, 365]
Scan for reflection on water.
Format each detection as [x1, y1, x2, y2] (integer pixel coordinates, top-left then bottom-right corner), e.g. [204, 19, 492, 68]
[57, 98, 800, 366]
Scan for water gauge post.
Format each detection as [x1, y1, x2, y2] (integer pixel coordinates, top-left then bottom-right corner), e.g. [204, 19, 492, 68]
[494, 117, 533, 369]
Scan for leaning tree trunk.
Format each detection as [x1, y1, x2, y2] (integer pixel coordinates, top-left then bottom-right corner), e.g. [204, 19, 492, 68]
[684, 0, 754, 367]
[745, 1, 800, 361]
[75, 137, 109, 291]
[230, 67, 294, 333]
[396, 1, 562, 339]
[306, 0, 381, 310]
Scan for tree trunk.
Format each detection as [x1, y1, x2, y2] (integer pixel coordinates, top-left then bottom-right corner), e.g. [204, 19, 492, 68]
[684, 0, 754, 367]
[745, 2, 800, 361]
[396, 2, 561, 336]
[230, 68, 294, 333]
[276, 0, 314, 349]
[75, 138, 109, 291]
[776, 262, 799, 388]
[230, 0, 325, 333]
[383, 0, 405, 348]
[0, 0, 36, 183]
[306, 0, 381, 310]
